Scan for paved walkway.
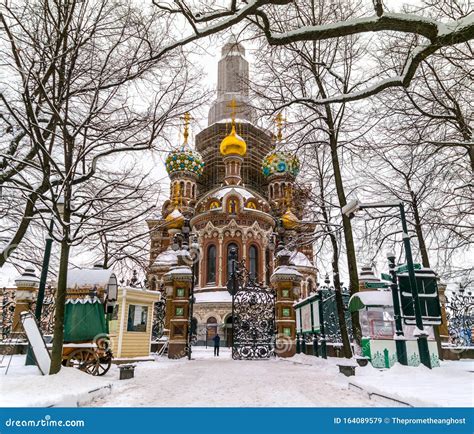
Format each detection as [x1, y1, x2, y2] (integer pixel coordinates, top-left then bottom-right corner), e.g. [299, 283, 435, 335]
[93, 348, 383, 407]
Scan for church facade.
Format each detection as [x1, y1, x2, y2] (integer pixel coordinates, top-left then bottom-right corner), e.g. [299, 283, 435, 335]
[147, 40, 317, 348]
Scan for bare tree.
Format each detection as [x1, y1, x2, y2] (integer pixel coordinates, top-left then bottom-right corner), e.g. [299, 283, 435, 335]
[154, 0, 474, 103]
[0, 0, 205, 373]
[251, 0, 377, 343]
[298, 141, 352, 357]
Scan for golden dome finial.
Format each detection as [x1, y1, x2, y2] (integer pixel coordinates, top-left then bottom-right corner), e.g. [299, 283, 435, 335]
[228, 98, 238, 128]
[172, 183, 181, 208]
[275, 112, 286, 142]
[220, 98, 247, 157]
[166, 183, 184, 229]
[181, 112, 192, 146]
[281, 186, 298, 229]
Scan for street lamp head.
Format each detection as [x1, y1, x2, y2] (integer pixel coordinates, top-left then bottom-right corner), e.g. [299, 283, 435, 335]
[386, 251, 396, 260]
[341, 200, 360, 218]
[15, 267, 40, 289]
[56, 196, 65, 218]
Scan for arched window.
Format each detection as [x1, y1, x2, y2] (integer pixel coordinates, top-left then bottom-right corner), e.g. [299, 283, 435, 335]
[307, 279, 314, 294]
[207, 245, 216, 283]
[249, 245, 258, 280]
[227, 242, 239, 281]
[192, 184, 196, 198]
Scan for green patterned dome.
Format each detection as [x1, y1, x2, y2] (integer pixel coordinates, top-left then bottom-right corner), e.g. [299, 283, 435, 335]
[262, 150, 300, 178]
[166, 146, 204, 178]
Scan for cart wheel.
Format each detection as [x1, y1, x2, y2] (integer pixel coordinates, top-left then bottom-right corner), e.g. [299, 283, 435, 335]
[96, 352, 113, 376]
[65, 348, 100, 375]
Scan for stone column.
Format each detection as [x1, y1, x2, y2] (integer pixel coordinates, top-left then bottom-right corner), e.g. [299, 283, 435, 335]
[12, 268, 40, 337]
[164, 264, 192, 359]
[270, 249, 302, 358]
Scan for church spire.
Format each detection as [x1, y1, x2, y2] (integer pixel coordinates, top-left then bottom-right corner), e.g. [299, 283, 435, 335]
[208, 39, 256, 125]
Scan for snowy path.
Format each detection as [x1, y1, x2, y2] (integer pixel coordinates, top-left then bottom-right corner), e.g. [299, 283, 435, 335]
[93, 348, 381, 407]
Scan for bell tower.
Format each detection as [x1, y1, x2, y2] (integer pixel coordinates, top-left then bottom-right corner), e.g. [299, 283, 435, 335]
[208, 36, 256, 125]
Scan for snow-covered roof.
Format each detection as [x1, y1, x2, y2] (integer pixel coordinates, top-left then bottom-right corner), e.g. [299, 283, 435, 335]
[213, 186, 256, 200]
[197, 185, 268, 209]
[194, 290, 232, 304]
[153, 249, 178, 267]
[348, 291, 393, 312]
[290, 251, 314, 268]
[271, 266, 303, 281]
[67, 268, 116, 290]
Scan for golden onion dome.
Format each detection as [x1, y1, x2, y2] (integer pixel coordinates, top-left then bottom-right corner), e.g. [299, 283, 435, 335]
[165, 207, 184, 230]
[220, 124, 247, 157]
[281, 207, 299, 230]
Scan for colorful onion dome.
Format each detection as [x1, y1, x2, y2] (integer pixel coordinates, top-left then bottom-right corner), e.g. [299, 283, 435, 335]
[220, 124, 247, 157]
[262, 150, 300, 178]
[165, 146, 204, 178]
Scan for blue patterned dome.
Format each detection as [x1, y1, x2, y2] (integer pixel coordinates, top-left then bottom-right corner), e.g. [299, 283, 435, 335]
[166, 146, 204, 178]
[262, 150, 300, 178]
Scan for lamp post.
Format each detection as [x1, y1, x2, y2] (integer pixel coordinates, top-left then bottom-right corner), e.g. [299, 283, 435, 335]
[342, 200, 432, 369]
[317, 288, 327, 359]
[187, 236, 198, 361]
[387, 252, 408, 365]
[26, 197, 64, 366]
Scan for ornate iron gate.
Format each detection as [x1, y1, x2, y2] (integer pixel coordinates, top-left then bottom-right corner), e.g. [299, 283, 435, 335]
[231, 268, 275, 360]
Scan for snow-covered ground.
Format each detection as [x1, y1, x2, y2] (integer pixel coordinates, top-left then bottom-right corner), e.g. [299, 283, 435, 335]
[1, 348, 473, 407]
[0, 355, 111, 407]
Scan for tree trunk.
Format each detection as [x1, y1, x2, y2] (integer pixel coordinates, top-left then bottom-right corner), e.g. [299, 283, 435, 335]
[330, 239, 352, 358]
[318, 178, 352, 357]
[49, 237, 70, 374]
[328, 139, 361, 344]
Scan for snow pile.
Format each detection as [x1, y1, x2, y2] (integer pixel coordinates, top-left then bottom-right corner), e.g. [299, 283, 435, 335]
[0, 356, 111, 407]
[350, 360, 474, 407]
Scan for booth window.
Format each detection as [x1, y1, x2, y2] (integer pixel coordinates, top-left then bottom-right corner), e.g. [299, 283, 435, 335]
[127, 304, 148, 332]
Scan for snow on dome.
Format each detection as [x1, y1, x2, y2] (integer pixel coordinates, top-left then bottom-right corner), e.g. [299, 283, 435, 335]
[153, 249, 178, 267]
[290, 251, 314, 268]
[262, 150, 300, 179]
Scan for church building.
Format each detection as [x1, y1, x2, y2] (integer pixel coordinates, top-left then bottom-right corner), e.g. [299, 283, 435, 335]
[147, 39, 317, 348]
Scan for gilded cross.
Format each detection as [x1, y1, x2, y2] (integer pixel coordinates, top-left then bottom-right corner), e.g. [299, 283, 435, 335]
[275, 112, 286, 142]
[227, 98, 239, 124]
[181, 112, 193, 144]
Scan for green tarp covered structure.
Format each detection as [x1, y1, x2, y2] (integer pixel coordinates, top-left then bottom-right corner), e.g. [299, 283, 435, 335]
[348, 291, 393, 313]
[64, 298, 108, 342]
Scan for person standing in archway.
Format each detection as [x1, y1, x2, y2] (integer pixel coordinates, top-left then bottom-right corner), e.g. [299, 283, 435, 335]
[213, 333, 221, 357]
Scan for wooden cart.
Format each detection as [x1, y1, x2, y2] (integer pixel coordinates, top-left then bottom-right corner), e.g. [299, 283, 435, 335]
[61, 341, 112, 376]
